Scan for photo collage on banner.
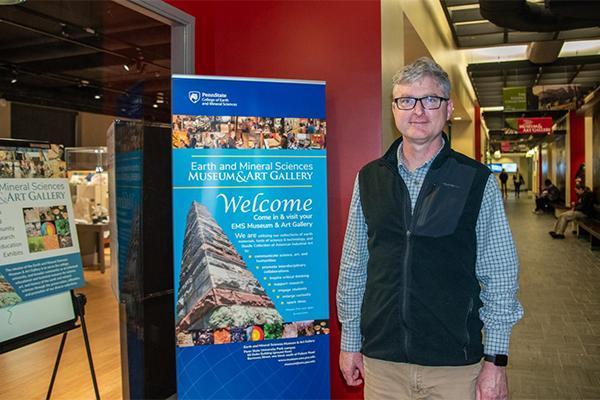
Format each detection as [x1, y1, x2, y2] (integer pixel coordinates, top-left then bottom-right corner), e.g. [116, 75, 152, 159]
[172, 76, 329, 399]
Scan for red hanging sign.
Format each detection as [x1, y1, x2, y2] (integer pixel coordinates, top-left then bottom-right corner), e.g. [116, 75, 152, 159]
[517, 117, 552, 134]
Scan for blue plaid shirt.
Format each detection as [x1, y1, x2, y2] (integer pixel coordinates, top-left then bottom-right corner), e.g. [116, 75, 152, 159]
[336, 141, 523, 356]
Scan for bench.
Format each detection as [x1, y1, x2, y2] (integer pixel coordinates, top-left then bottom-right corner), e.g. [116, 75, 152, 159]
[576, 204, 600, 251]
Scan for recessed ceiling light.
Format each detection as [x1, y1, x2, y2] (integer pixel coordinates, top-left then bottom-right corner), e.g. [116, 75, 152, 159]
[153, 104, 158, 108]
[94, 94, 101, 100]
[10, 78, 17, 84]
[123, 64, 130, 71]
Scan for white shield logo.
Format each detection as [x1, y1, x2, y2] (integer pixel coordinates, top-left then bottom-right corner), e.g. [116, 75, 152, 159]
[188, 91, 201, 104]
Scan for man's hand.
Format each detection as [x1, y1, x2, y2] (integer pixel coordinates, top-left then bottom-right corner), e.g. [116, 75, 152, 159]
[339, 351, 364, 386]
[476, 361, 508, 400]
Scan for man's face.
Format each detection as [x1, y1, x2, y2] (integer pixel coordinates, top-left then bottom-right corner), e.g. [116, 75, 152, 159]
[392, 76, 453, 144]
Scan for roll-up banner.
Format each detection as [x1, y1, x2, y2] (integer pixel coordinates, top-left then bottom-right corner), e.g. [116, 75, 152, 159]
[171, 75, 329, 399]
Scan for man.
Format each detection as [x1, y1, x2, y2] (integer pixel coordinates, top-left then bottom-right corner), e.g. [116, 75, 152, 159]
[549, 185, 595, 239]
[533, 178, 560, 214]
[512, 173, 524, 199]
[336, 57, 523, 400]
[499, 169, 509, 199]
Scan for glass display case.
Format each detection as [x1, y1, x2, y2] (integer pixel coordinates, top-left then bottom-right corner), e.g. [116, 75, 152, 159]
[65, 147, 109, 225]
[65, 147, 110, 270]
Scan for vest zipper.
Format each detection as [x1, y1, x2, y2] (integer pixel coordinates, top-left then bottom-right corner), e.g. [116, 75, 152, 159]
[463, 297, 474, 361]
[402, 229, 411, 360]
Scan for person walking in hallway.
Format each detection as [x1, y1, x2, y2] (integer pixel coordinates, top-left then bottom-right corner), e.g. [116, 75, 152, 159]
[549, 185, 595, 239]
[337, 57, 523, 400]
[513, 173, 524, 199]
[499, 169, 509, 199]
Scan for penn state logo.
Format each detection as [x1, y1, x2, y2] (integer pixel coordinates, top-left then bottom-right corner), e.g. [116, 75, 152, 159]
[188, 91, 201, 104]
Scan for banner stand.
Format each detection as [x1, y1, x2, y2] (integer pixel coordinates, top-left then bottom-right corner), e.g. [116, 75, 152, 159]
[45, 293, 100, 400]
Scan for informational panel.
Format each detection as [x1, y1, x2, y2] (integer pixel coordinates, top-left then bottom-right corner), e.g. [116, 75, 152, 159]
[0, 140, 79, 351]
[172, 75, 329, 399]
[0, 178, 84, 309]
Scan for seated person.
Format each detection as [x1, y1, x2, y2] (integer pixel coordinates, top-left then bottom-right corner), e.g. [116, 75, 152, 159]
[549, 185, 595, 239]
[534, 178, 560, 214]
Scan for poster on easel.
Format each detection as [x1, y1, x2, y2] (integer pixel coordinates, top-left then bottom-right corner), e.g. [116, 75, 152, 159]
[0, 178, 84, 309]
[172, 75, 329, 399]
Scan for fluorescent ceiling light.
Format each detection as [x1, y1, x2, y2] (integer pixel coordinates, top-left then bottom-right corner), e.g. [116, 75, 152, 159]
[481, 106, 504, 112]
[0, 0, 26, 5]
[559, 39, 600, 57]
[463, 45, 528, 63]
[453, 116, 462, 120]
[447, 4, 480, 11]
[454, 20, 488, 26]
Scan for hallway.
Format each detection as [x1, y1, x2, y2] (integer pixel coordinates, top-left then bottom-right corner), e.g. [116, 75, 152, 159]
[506, 194, 600, 399]
[3, 193, 600, 399]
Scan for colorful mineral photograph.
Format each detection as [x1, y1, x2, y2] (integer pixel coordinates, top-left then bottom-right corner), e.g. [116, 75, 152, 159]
[176, 202, 283, 345]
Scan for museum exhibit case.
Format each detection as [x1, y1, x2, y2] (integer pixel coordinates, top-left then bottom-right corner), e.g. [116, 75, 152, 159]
[66, 147, 110, 271]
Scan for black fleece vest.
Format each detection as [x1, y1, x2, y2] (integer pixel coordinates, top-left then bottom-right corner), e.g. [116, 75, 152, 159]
[358, 135, 490, 366]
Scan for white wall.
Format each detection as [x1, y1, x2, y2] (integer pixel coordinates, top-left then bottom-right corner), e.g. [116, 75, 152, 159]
[0, 101, 114, 146]
[381, 0, 477, 157]
[381, 0, 405, 150]
[0, 99, 10, 138]
[494, 155, 531, 190]
[451, 120, 475, 159]
[78, 112, 115, 147]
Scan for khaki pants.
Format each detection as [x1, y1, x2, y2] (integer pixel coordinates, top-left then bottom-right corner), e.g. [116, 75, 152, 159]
[553, 210, 586, 235]
[364, 356, 482, 400]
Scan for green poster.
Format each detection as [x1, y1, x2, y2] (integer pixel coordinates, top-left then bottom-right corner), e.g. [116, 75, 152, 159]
[503, 87, 526, 111]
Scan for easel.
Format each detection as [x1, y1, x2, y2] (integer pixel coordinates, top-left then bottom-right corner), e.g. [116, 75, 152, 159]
[46, 293, 100, 400]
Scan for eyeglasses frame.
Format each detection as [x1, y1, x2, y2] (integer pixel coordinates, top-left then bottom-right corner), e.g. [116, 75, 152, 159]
[393, 95, 449, 110]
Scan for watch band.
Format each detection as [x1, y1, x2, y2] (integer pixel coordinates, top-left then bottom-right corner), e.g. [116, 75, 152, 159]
[483, 354, 508, 367]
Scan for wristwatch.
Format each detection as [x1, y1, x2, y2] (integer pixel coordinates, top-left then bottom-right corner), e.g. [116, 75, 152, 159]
[483, 354, 508, 367]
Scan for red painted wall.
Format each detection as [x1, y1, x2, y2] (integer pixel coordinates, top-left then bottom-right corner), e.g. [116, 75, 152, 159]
[166, 1, 382, 398]
[474, 104, 481, 162]
[569, 110, 585, 201]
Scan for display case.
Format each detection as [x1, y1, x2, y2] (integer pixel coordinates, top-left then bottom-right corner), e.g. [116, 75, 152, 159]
[65, 147, 109, 224]
[65, 147, 110, 271]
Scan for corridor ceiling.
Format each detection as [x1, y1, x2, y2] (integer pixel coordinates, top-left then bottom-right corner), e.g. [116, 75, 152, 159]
[440, 0, 600, 150]
[0, 0, 171, 120]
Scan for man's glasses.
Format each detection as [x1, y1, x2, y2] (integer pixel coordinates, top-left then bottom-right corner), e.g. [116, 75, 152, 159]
[393, 96, 448, 110]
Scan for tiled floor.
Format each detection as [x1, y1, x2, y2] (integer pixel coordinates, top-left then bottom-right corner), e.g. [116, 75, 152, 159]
[505, 194, 600, 399]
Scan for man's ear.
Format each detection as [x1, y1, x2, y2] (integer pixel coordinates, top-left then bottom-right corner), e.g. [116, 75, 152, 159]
[446, 99, 454, 120]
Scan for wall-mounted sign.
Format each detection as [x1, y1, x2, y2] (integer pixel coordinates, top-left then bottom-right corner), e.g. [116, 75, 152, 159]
[517, 117, 553, 134]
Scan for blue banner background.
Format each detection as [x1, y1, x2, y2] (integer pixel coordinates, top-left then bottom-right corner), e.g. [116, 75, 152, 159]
[172, 76, 325, 119]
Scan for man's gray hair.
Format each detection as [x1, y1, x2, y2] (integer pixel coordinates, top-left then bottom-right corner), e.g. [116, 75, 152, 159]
[392, 57, 451, 98]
